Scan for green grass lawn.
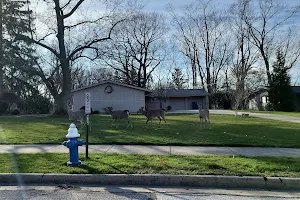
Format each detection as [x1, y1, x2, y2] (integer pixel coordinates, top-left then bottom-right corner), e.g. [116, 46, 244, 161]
[1, 153, 300, 177]
[1, 114, 300, 147]
[241, 110, 300, 117]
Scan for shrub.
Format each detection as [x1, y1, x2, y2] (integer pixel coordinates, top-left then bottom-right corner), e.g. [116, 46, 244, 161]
[209, 92, 231, 109]
[0, 91, 21, 104]
[20, 95, 53, 114]
[11, 109, 20, 115]
[80, 106, 94, 114]
[0, 101, 8, 114]
[167, 105, 172, 111]
[92, 110, 100, 114]
[265, 103, 274, 111]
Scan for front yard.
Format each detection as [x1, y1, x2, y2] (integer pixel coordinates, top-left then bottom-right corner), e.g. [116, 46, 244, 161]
[0, 114, 300, 147]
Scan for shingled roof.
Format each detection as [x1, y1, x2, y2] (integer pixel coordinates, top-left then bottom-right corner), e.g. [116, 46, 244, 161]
[292, 86, 300, 94]
[165, 89, 209, 97]
[71, 80, 151, 93]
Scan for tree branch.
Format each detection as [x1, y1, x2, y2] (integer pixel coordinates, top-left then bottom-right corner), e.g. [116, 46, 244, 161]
[67, 19, 125, 61]
[62, 0, 72, 10]
[15, 34, 60, 58]
[63, 0, 84, 19]
[65, 15, 108, 30]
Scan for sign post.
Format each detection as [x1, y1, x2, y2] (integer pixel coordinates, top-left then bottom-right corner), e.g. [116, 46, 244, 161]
[85, 92, 91, 160]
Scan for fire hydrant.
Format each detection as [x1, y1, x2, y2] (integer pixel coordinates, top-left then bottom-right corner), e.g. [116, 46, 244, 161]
[63, 123, 84, 166]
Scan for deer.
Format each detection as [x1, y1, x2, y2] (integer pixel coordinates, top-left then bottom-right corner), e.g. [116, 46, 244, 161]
[67, 107, 86, 130]
[197, 103, 210, 128]
[137, 107, 166, 128]
[104, 107, 133, 128]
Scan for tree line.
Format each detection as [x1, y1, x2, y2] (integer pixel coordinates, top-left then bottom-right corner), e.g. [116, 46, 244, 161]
[0, 0, 300, 114]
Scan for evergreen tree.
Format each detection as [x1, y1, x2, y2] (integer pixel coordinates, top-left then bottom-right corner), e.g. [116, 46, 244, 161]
[171, 68, 186, 89]
[268, 49, 294, 111]
[0, 0, 36, 96]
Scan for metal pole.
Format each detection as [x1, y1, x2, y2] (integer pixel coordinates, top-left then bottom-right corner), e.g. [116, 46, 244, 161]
[85, 114, 89, 160]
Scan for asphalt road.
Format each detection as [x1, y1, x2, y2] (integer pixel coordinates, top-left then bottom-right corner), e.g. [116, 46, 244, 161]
[0, 185, 299, 200]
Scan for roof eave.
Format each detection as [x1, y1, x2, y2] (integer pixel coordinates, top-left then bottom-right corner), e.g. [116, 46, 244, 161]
[71, 80, 151, 93]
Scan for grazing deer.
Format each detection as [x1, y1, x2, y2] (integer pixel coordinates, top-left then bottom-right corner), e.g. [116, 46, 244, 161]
[197, 103, 210, 128]
[103, 107, 111, 114]
[137, 107, 166, 127]
[67, 107, 86, 130]
[104, 107, 133, 128]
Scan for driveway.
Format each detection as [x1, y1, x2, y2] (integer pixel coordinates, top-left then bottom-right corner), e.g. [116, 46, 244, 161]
[168, 109, 300, 123]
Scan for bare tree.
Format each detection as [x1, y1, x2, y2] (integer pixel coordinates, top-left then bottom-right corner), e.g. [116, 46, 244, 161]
[240, 0, 300, 85]
[101, 12, 167, 88]
[170, 0, 231, 93]
[171, 68, 187, 89]
[277, 27, 300, 70]
[16, 0, 130, 114]
[228, 0, 260, 110]
[71, 67, 115, 89]
[149, 81, 169, 109]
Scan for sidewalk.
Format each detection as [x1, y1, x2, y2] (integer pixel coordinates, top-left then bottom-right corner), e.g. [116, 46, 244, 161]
[1, 144, 300, 157]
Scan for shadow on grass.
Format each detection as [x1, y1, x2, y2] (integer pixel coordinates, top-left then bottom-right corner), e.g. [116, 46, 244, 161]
[80, 157, 126, 174]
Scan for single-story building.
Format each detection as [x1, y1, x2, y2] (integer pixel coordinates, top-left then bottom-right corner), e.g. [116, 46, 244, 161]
[247, 88, 269, 111]
[292, 86, 300, 111]
[146, 89, 210, 110]
[71, 81, 210, 112]
[247, 86, 300, 111]
[71, 80, 151, 113]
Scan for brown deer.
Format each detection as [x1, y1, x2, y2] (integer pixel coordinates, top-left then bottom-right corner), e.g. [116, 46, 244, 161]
[137, 107, 166, 127]
[197, 103, 210, 127]
[67, 107, 86, 130]
[104, 107, 133, 128]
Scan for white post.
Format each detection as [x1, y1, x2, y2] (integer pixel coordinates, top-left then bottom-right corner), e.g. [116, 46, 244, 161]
[85, 92, 91, 160]
[85, 92, 91, 115]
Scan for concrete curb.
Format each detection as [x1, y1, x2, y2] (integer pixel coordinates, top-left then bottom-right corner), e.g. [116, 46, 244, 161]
[1, 173, 300, 190]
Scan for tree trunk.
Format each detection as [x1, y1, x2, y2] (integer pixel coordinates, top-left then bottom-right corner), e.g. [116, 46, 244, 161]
[0, 66, 3, 94]
[0, 0, 3, 94]
[262, 52, 272, 85]
[53, 94, 68, 115]
[53, 0, 71, 115]
[53, 59, 71, 115]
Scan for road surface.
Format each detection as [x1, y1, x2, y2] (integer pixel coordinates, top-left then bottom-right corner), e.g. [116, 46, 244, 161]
[0, 185, 299, 200]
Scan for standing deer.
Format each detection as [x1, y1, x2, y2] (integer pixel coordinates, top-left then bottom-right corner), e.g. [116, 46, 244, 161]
[197, 103, 210, 128]
[104, 107, 133, 128]
[137, 107, 166, 127]
[67, 107, 86, 130]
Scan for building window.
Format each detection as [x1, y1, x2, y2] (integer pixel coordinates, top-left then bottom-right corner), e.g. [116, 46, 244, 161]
[261, 96, 269, 104]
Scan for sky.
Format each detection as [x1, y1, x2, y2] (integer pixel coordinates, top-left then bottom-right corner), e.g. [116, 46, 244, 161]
[143, 0, 300, 25]
[143, 0, 235, 11]
[143, 0, 300, 85]
[31, 0, 300, 85]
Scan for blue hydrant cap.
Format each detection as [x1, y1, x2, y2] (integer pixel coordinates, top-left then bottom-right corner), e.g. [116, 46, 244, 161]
[66, 123, 80, 138]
